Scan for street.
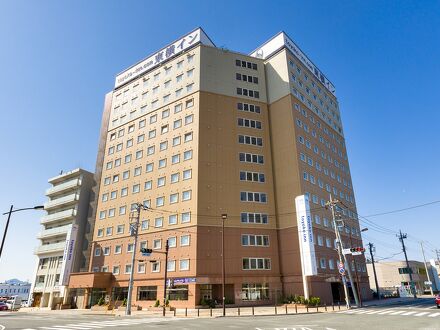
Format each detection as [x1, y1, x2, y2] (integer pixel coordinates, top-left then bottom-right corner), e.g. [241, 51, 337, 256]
[0, 299, 438, 330]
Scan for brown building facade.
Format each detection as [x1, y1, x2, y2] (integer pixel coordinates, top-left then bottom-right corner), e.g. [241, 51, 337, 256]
[68, 28, 371, 309]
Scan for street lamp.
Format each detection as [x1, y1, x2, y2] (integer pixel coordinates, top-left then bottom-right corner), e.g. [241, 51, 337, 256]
[221, 213, 227, 317]
[1, 205, 44, 261]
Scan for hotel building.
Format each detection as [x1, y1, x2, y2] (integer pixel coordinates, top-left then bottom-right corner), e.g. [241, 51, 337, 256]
[31, 168, 94, 308]
[68, 28, 371, 308]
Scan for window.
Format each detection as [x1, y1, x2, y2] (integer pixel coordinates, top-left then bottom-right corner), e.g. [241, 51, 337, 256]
[168, 214, 178, 225]
[185, 114, 193, 125]
[137, 263, 146, 274]
[124, 154, 132, 163]
[167, 260, 176, 272]
[159, 141, 168, 151]
[183, 169, 192, 180]
[182, 190, 192, 201]
[237, 102, 261, 113]
[239, 153, 264, 164]
[147, 146, 155, 155]
[238, 118, 262, 129]
[180, 259, 190, 271]
[114, 245, 122, 254]
[242, 258, 271, 270]
[113, 174, 119, 183]
[119, 206, 126, 216]
[184, 132, 193, 142]
[168, 236, 177, 248]
[106, 227, 113, 236]
[320, 258, 327, 269]
[157, 176, 166, 187]
[134, 166, 142, 176]
[185, 99, 193, 108]
[239, 171, 265, 183]
[241, 283, 269, 301]
[171, 173, 179, 183]
[141, 220, 149, 230]
[121, 187, 128, 196]
[139, 119, 146, 128]
[146, 162, 153, 172]
[170, 193, 179, 204]
[94, 247, 101, 256]
[162, 109, 170, 119]
[104, 177, 111, 185]
[153, 239, 162, 250]
[172, 154, 180, 164]
[125, 264, 132, 274]
[174, 103, 183, 113]
[99, 210, 106, 220]
[137, 286, 157, 300]
[144, 180, 152, 190]
[122, 170, 130, 180]
[126, 139, 133, 148]
[156, 196, 164, 207]
[181, 212, 191, 223]
[184, 150, 193, 160]
[180, 234, 190, 246]
[158, 158, 167, 168]
[101, 193, 108, 202]
[97, 229, 104, 237]
[150, 114, 157, 124]
[137, 134, 145, 143]
[117, 224, 124, 234]
[113, 266, 120, 275]
[154, 217, 163, 228]
[173, 119, 182, 130]
[103, 247, 110, 255]
[161, 125, 169, 134]
[151, 262, 160, 272]
[172, 136, 181, 146]
[132, 184, 140, 194]
[148, 129, 156, 139]
[241, 234, 269, 246]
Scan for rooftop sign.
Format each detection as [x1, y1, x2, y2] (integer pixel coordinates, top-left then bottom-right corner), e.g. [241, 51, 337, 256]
[250, 32, 336, 95]
[115, 28, 215, 89]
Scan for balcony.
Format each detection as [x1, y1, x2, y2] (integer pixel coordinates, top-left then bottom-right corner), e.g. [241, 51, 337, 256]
[34, 241, 66, 255]
[41, 209, 76, 225]
[46, 178, 81, 197]
[37, 225, 71, 239]
[44, 193, 79, 211]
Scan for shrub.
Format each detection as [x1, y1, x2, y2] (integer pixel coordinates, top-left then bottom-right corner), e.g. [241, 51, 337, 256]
[154, 300, 160, 307]
[97, 296, 105, 306]
[122, 298, 127, 307]
[308, 297, 321, 306]
[200, 298, 208, 306]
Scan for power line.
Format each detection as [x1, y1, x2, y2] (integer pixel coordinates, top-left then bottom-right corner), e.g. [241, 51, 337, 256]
[364, 200, 440, 217]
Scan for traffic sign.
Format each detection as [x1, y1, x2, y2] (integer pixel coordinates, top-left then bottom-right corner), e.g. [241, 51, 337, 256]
[339, 267, 345, 275]
[338, 262, 344, 269]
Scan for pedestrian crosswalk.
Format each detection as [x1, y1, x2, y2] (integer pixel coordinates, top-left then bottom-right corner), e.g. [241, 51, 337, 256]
[340, 308, 440, 319]
[20, 317, 186, 330]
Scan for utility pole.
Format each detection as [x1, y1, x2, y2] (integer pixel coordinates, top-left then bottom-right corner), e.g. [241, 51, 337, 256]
[368, 242, 380, 300]
[397, 230, 417, 299]
[126, 203, 148, 316]
[326, 195, 359, 308]
[420, 241, 434, 296]
[348, 227, 362, 306]
[163, 239, 169, 317]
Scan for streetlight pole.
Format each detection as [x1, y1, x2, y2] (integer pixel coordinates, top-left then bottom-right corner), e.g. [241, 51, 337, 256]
[1, 205, 44, 261]
[420, 241, 434, 296]
[221, 214, 227, 317]
[126, 203, 149, 316]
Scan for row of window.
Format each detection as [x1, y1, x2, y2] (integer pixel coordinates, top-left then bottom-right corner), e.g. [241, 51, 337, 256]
[237, 102, 261, 113]
[99, 259, 190, 275]
[319, 258, 367, 272]
[241, 234, 269, 246]
[99, 190, 192, 219]
[242, 258, 271, 270]
[235, 59, 258, 70]
[239, 152, 264, 164]
[96, 212, 191, 237]
[239, 171, 265, 183]
[236, 73, 258, 84]
[240, 212, 269, 224]
[103, 149, 193, 186]
[237, 88, 260, 99]
[238, 135, 263, 146]
[240, 191, 267, 203]
[238, 118, 262, 129]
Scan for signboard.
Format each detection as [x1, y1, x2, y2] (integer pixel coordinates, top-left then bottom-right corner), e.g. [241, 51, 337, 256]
[173, 277, 196, 284]
[295, 195, 318, 276]
[58, 224, 78, 286]
[250, 32, 336, 95]
[114, 28, 215, 88]
[342, 249, 352, 255]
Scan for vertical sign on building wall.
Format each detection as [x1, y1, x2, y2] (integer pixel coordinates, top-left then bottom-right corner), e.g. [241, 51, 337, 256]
[59, 224, 78, 286]
[295, 195, 318, 276]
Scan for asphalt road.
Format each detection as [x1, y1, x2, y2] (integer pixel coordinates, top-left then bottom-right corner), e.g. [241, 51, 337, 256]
[0, 298, 438, 330]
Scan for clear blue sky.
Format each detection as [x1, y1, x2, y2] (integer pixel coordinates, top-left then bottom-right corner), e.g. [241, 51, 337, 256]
[1, 0, 439, 282]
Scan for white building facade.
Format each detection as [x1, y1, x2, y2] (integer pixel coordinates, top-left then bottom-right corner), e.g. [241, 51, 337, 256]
[30, 168, 94, 309]
[0, 280, 31, 301]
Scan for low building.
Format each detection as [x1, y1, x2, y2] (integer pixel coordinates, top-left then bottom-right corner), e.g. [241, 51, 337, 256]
[30, 168, 94, 309]
[367, 260, 438, 296]
[0, 279, 31, 301]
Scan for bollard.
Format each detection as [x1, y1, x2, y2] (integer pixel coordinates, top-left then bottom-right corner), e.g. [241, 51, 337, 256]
[210, 307, 212, 317]
[325, 303, 327, 312]
[295, 303, 297, 314]
[173, 308, 176, 317]
[252, 306, 254, 315]
[338, 301, 340, 310]
[316, 305, 319, 313]
[275, 305, 277, 315]
[306, 305, 309, 313]
[285, 305, 288, 314]
[185, 308, 187, 317]
[197, 308, 199, 317]
[332, 302, 334, 311]
[238, 307, 240, 316]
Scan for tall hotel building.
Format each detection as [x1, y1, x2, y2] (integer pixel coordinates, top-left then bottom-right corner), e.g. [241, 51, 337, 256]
[69, 28, 371, 308]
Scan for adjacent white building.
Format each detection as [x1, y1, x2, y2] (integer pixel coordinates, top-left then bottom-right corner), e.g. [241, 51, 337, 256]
[30, 168, 94, 309]
[0, 279, 31, 301]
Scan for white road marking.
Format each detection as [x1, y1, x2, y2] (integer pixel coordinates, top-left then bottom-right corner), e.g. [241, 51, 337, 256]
[377, 310, 394, 315]
[365, 310, 382, 314]
[428, 312, 440, 317]
[389, 310, 405, 315]
[401, 311, 417, 316]
[414, 312, 429, 316]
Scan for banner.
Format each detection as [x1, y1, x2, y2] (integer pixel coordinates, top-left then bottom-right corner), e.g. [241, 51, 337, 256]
[58, 224, 78, 286]
[295, 195, 318, 276]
